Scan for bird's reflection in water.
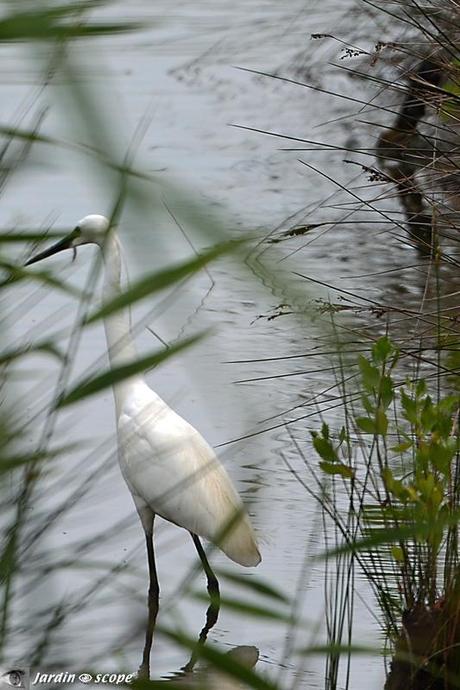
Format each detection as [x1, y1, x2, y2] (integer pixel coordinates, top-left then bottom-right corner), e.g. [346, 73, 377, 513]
[137, 590, 259, 688]
[138, 583, 220, 680]
[180, 598, 220, 674]
[163, 645, 260, 689]
[172, 645, 259, 690]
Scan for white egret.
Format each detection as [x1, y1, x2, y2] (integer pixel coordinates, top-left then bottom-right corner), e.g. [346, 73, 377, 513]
[25, 214, 261, 608]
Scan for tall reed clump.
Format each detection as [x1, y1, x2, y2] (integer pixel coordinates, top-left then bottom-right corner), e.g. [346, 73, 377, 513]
[261, 4, 460, 683]
[309, 336, 460, 688]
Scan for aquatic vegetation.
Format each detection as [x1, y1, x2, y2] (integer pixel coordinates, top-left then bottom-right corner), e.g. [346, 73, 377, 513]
[309, 336, 460, 687]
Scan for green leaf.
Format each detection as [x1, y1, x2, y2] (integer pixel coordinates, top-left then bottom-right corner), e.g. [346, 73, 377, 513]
[391, 546, 405, 562]
[358, 355, 380, 391]
[416, 474, 438, 503]
[320, 461, 354, 479]
[401, 389, 417, 424]
[375, 406, 388, 435]
[439, 395, 459, 413]
[416, 443, 430, 474]
[356, 417, 377, 434]
[56, 333, 205, 408]
[372, 335, 393, 363]
[390, 349, 400, 370]
[382, 467, 412, 503]
[416, 379, 426, 397]
[420, 396, 435, 431]
[391, 440, 413, 453]
[84, 241, 241, 325]
[321, 421, 330, 439]
[361, 394, 374, 415]
[312, 435, 338, 463]
[382, 466, 394, 490]
[431, 440, 456, 476]
[435, 408, 457, 438]
[380, 374, 394, 409]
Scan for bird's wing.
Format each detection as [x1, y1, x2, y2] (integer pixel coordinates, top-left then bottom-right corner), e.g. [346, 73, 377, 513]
[117, 394, 260, 566]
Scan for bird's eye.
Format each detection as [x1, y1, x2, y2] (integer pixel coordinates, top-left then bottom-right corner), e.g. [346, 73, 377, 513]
[1, 670, 25, 688]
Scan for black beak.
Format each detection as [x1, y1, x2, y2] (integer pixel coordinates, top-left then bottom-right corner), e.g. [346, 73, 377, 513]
[24, 227, 80, 266]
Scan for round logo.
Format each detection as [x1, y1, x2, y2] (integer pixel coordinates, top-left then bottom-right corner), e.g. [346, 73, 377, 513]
[79, 674, 92, 684]
[3, 671, 25, 688]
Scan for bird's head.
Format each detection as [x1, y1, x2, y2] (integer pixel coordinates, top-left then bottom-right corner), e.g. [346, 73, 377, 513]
[25, 214, 111, 266]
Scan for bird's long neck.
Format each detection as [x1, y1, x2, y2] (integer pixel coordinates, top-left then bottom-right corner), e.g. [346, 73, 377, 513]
[101, 232, 143, 415]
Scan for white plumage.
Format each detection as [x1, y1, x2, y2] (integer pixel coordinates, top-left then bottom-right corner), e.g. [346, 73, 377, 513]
[118, 378, 260, 566]
[25, 214, 261, 601]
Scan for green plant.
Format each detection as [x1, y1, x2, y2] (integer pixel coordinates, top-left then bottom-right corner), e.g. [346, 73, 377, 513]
[311, 336, 460, 685]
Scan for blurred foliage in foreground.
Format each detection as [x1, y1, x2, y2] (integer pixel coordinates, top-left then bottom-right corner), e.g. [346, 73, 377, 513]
[3, 1, 460, 690]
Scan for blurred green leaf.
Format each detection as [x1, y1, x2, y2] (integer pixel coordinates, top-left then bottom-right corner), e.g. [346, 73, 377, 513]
[391, 546, 404, 563]
[193, 593, 293, 624]
[56, 333, 205, 408]
[0, 4, 144, 42]
[317, 508, 460, 559]
[431, 440, 456, 476]
[215, 568, 289, 603]
[0, 125, 156, 183]
[0, 125, 58, 146]
[5, 260, 82, 296]
[420, 396, 435, 431]
[320, 461, 354, 478]
[382, 467, 413, 503]
[356, 417, 377, 434]
[0, 230, 66, 243]
[391, 440, 413, 453]
[0, 341, 63, 366]
[0, 444, 79, 475]
[84, 241, 242, 325]
[415, 379, 426, 397]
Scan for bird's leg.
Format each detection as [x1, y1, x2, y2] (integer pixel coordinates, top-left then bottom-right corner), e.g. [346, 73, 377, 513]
[182, 534, 221, 674]
[138, 530, 160, 679]
[190, 533, 220, 603]
[146, 530, 160, 601]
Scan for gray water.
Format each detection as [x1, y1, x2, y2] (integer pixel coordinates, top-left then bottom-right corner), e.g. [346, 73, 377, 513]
[4, 1, 460, 688]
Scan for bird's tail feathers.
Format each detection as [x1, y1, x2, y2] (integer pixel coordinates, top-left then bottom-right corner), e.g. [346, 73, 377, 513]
[214, 508, 261, 567]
